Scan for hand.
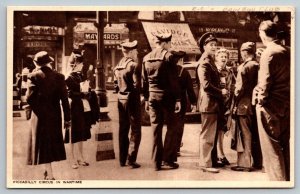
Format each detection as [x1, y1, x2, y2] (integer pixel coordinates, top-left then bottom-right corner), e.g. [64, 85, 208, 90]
[191, 104, 197, 113]
[175, 101, 181, 113]
[145, 101, 149, 112]
[64, 121, 71, 129]
[221, 89, 228, 96]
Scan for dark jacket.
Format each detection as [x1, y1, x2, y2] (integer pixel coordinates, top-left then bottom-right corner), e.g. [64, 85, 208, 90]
[26, 66, 70, 165]
[177, 65, 197, 114]
[197, 52, 222, 113]
[114, 56, 141, 98]
[253, 40, 290, 116]
[235, 58, 259, 115]
[142, 48, 180, 101]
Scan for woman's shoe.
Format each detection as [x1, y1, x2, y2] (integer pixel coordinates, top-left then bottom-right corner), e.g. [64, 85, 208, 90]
[43, 171, 55, 180]
[78, 160, 89, 166]
[218, 157, 230, 165]
[72, 163, 79, 169]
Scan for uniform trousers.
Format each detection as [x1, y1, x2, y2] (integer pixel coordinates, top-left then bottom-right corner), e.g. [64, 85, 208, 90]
[118, 93, 141, 165]
[148, 92, 177, 167]
[236, 115, 253, 168]
[199, 113, 218, 167]
[256, 105, 290, 181]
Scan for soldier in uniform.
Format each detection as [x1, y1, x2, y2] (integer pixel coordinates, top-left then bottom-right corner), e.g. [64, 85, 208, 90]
[253, 20, 290, 181]
[171, 50, 197, 156]
[197, 32, 228, 173]
[142, 33, 181, 171]
[231, 42, 259, 172]
[114, 40, 141, 169]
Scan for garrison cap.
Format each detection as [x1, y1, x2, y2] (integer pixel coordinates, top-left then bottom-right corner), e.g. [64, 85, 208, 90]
[154, 32, 172, 43]
[120, 40, 138, 51]
[240, 42, 256, 53]
[198, 32, 217, 53]
[33, 51, 54, 66]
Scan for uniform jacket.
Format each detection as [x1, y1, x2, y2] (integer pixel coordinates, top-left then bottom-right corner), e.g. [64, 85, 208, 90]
[142, 48, 180, 101]
[235, 58, 259, 115]
[253, 40, 290, 116]
[197, 52, 222, 113]
[177, 65, 197, 114]
[114, 56, 141, 100]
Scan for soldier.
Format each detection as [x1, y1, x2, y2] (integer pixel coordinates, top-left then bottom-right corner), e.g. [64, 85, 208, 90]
[231, 42, 259, 172]
[114, 40, 141, 169]
[142, 33, 181, 171]
[197, 32, 228, 173]
[253, 20, 290, 181]
[171, 50, 197, 157]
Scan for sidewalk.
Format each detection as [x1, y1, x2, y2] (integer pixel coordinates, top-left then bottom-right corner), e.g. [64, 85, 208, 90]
[12, 90, 268, 181]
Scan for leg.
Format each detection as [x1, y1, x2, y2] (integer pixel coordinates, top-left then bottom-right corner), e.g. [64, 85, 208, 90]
[256, 106, 287, 181]
[118, 100, 130, 166]
[237, 115, 253, 168]
[44, 163, 54, 179]
[217, 130, 225, 159]
[176, 113, 185, 154]
[128, 95, 142, 164]
[148, 93, 164, 170]
[163, 106, 179, 164]
[199, 113, 218, 168]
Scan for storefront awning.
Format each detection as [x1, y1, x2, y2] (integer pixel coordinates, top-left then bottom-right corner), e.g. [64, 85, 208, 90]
[141, 21, 200, 54]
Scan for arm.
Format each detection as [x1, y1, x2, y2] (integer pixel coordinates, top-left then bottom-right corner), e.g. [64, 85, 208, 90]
[59, 75, 71, 122]
[255, 51, 273, 105]
[198, 63, 222, 99]
[141, 61, 149, 101]
[132, 62, 141, 92]
[113, 71, 119, 93]
[234, 66, 245, 102]
[184, 69, 197, 104]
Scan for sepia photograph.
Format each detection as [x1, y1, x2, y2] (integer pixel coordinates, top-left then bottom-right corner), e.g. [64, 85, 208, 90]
[6, 6, 295, 188]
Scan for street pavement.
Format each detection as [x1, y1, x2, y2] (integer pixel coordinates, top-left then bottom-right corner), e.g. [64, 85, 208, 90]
[12, 90, 268, 181]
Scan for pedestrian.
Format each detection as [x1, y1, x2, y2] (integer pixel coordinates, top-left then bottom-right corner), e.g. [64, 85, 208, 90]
[196, 32, 228, 173]
[26, 51, 71, 180]
[231, 42, 259, 172]
[142, 32, 181, 171]
[214, 48, 235, 166]
[253, 20, 290, 181]
[171, 50, 197, 157]
[65, 69, 100, 169]
[113, 40, 142, 169]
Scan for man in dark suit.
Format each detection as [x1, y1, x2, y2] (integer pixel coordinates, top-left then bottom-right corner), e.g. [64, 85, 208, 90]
[114, 40, 141, 169]
[197, 32, 228, 173]
[231, 42, 259, 172]
[142, 33, 181, 171]
[253, 20, 290, 181]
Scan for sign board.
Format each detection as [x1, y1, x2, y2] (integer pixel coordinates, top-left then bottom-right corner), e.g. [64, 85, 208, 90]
[141, 21, 200, 54]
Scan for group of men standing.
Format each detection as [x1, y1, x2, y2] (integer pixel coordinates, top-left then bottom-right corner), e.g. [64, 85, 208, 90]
[113, 19, 290, 181]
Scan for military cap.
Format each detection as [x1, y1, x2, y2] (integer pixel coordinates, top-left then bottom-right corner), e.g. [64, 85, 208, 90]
[240, 42, 256, 53]
[120, 40, 138, 51]
[33, 51, 54, 66]
[154, 32, 172, 43]
[170, 50, 186, 58]
[198, 32, 217, 53]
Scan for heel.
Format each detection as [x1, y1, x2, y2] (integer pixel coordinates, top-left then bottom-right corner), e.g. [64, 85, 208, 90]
[43, 171, 48, 180]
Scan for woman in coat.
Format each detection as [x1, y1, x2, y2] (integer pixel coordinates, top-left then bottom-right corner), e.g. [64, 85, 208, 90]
[65, 69, 99, 169]
[26, 51, 71, 180]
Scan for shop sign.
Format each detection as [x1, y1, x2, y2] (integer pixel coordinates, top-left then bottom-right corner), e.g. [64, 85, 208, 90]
[23, 25, 64, 36]
[198, 27, 236, 34]
[23, 41, 57, 48]
[84, 33, 98, 40]
[141, 22, 200, 54]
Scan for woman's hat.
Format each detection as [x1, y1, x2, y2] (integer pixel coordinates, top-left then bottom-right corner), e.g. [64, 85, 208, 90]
[33, 51, 54, 66]
[240, 42, 256, 54]
[120, 40, 138, 51]
[198, 32, 217, 53]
